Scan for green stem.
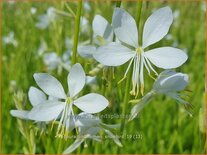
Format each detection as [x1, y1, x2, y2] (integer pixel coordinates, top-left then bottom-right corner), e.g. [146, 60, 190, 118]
[116, 0, 121, 7]
[120, 68, 132, 132]
[72, 0, 82, 64]
[136, 0, 143, 45]
[57, 138, 63, 154]
[136, 0, 142, 29]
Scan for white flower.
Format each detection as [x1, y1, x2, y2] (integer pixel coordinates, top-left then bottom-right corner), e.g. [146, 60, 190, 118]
[94, 7, 188, 96]
[36, 7, 57, 29]
[63, 112, 122, 154]
[27, 63, 109, 138]
[37, 39, 48, 56]
[173, 10, 180, 19]
[129, 70, 190, 121]
[152, 70, 190, 106]
[31, 7, 37, 15]
[80, 17, 90, 34]
[84, 2, 91, 13]
[201, 1, 206, 12]
[43, 51, 71, 73]
[43, 52, 60, 71]
[3, 31, 18, 47]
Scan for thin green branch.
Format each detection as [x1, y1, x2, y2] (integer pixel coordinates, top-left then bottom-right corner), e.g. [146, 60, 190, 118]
[65, 3, 76, 18]
[136, 0, 143, 45]
[72, 0, 82, 64]
[116, 0, 122, 7]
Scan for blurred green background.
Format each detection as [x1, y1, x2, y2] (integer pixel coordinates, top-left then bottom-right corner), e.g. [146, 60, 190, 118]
[1, 0, 206, 154]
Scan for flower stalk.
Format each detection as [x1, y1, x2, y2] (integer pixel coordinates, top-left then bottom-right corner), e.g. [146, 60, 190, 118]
[136, 0, 142, 45]
[72, 0, 82, 64]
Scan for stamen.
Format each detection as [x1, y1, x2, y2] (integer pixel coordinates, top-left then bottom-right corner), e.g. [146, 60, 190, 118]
[144, 57, 158, 76]
[124, 56, 135, 77]
[135, 54, 140, 98]
[118, 76, 127, 84]
[55, 101, 73, 139]
[57, 103, 67, 134]
[118, 56, 135, 85]
[143, 57, 150, 74]
[130, 56, 137, 96]
[140, 56, 144, 96]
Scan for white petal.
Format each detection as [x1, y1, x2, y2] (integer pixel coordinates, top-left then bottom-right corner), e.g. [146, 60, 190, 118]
[28, 86, 47, 106]
[153, 71, 189, 93]
[129, 92, 154, 121]
[104, 129, 123, 147]
[93, 42, 135, 66]
[85, 127, 100, 136]
[43, 52, 60, 70]
[28, 101, 65, 122]
[112, 8, 138, 47]
[74, 93, 109, 113]
[160, 73, 189, 91]
[142, 7, 173, 48]
[153, 70, 176, 86]
[34, 73, 66, 99]
[79, 126, 100, 136]
[78, 45, 96, 58]
[86, 76, 96, 84]
[48, 96, 59, 101]
[76, 112, 100, 127]
[62, 138, 85, 154]
[68, 63, 85, 97]
[144, 47, 188, 69]
[92, 15, 113, 41]
[10, 110, 29, 120]
[65, 115, 76, 131]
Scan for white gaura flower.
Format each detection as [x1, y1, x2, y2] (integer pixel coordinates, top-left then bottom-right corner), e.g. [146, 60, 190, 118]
[80, 17, 90, 35]
[3, 31, 18, 47]
[31, 7, 37, 15]
[27, 63, 109, 138]
[129, 70, 191, 121]
[43, 51, 72, 73]
[152, 70, 190, 107]
[94, 7, 188, 97]
[43, 52, 60, 71]
[36, 7, 57, 29]
[37, 39, 48, 56]
[63, 112, 122, 154]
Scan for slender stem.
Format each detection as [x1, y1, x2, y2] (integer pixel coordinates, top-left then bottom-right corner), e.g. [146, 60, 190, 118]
[116, 0, 122, 7]
[54, 9, 73, 18]
[65, 3, 76, 18]
[136, 0, 142, 29]
[57, 138, 63, 154]
[120, 68, 133, 131]
[72, 0, 82, 64]
[136, 0, 143, 46]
